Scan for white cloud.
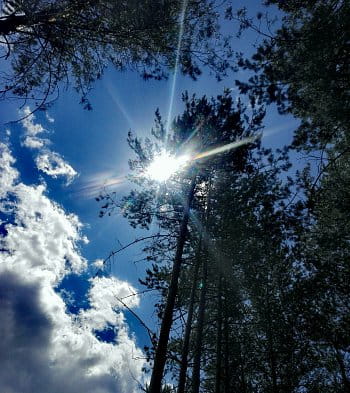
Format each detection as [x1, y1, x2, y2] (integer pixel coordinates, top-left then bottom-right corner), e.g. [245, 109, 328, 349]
[21, 106, 45, 137]
[35, 151, 78, 185]
[0, 144, 145, 393]
[21, 107, 48, 149]
[80, 276, 140, 331]
[23, 135, 47, 149]
[46, 112, 55, 123]
[94, 258, 105, 268]
[0, 143, 18, 199]
[20, 107, 78, 184]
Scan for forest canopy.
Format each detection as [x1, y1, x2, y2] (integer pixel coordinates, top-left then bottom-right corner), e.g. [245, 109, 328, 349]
[0, 0, 233, 109]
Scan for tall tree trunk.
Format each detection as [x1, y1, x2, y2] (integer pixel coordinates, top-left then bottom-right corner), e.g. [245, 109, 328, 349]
[223, 291, 230, 393]
[149, 176, 196, 393]
[267, 303, 278, 393]
[239, 345, 248, 393]
[191, 253, 208, 393]
[215, 274, 223, 393]
[191, 177, 212, 393]
[177, 237, 202, 393]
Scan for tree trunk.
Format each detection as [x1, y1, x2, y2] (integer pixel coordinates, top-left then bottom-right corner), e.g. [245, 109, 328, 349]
[215, 275, 223, 393]
[223, 291, 230, 393]
[239, 345, 248, 393]
[191, 253, 208, 393]
[191, 178, 212, 393]
[267, 304, 278, 393]
[149, 176, 196, 393]
[177, 236, 202, 393]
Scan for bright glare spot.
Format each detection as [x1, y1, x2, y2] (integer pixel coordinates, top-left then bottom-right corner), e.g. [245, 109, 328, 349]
[147, 152, 189, 182]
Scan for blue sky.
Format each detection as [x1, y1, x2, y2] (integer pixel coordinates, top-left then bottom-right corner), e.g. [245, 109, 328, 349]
[0, 2, 303, 392]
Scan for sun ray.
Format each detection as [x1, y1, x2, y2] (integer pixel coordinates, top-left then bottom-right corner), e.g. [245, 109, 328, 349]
[192, 135, 260, 161]
[165, 0, 188, 141]
[150, 0, 188, 234]
[103, 80, 134, 128]
[75, 172, 126, 198]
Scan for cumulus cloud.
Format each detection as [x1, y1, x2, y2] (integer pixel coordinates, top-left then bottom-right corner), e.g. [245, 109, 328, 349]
[21, 107, 44, 134]
[94, 258, 105, 268]
[0, 144, 145, 393]
[35, 151, 78, 185]
[23, 135, 47, 149]
[0, 143, 18, 199]
[0, 272, 119, 393]
[20, 107, 78, 184]
[80, 276, 139, 331]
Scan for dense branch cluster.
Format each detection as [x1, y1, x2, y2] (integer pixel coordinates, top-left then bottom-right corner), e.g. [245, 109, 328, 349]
[0, 0, 233, 109]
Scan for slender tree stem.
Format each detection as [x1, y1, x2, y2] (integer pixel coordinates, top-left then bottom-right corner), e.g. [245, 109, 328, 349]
[149, 175, 196, 393]
[177, 236, 202, 393]
[215, 274, 223, 393]
[191, 252, 208, 393]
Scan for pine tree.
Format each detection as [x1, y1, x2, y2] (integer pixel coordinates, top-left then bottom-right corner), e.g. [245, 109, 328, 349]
[0, 0, 234, 109]
[231, 2, 350, 390]
[101, 90, 265, 392]
[233, 0, 350, 151]
[290, 151, 350, 392]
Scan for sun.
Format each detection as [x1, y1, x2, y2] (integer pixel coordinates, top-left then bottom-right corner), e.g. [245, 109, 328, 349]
[146, 151, 190, 182]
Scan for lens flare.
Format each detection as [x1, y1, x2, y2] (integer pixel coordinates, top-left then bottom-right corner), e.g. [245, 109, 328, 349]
[146, 136, 259, 182]
[147, 152, 190, 182]
[193, 136, 259, 161]
[165, 0, 188, 140]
